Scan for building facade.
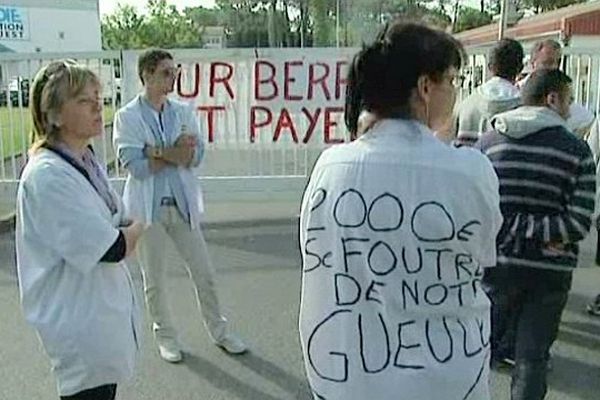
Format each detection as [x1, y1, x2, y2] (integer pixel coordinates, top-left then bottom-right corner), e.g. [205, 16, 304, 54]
[202, 26, 226, 49]
[0, 0, 101, 53]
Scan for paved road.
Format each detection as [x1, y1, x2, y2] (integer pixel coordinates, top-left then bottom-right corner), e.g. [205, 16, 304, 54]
[1, 222, 599, 400]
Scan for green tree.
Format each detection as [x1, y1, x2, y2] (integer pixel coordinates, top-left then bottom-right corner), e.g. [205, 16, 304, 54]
[520, 0, 585, 13]
[310, 0, 334, 46]
[485, 0, 585, 15]
[216, 0, 271, 47]
[101, 0, 202, 49]
[214, 0, 306, 47]
[143, 0, 201, 48]
[454, 6, 493, 33]
[343, 0, 452, 46]
[183, 6, 223, 27]
[101, 4, 146, 49]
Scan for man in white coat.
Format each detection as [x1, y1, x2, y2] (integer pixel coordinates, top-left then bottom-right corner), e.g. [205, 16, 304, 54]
[113, 49, 247, 363]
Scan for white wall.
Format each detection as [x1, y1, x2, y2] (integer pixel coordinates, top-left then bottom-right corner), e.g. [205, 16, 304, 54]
[570, 35, 600, 49]
[0, 6, 101, 53]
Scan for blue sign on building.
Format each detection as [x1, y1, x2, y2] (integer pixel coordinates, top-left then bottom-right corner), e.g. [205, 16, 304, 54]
[0, 6, 29, 40]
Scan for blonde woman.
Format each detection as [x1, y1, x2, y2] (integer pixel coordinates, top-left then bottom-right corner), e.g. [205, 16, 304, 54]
[15, 60, 144, 400]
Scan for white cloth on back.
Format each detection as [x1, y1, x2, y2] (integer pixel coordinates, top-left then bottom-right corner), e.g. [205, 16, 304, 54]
[299, 119, 502, 400]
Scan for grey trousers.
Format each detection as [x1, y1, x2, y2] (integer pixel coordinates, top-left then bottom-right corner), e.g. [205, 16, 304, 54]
[137, 205, 227, 343]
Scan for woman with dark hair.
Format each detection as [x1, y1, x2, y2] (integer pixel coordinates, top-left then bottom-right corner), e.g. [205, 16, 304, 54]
[299, 21, 502, 400]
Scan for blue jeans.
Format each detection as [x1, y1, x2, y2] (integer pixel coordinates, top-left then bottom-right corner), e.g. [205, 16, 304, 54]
[483, 267, 571, 400]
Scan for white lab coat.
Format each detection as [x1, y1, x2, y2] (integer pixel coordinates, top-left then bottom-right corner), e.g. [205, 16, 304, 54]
[113, 95, 204, 229]
[15, 149, 141, 396]
[299, 119, 502, 400]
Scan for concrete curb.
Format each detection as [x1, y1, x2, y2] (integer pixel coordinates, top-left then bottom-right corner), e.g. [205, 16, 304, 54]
[0, 211, 298, 235]
[203, 215, 299, 230]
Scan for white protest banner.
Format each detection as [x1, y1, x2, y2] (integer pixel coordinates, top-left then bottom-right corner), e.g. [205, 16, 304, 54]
[171, 48, 357, 146]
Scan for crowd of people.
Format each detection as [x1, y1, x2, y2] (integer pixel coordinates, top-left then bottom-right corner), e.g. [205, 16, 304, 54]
[11, 18, 600, 400]
[299, 23, 599, 400]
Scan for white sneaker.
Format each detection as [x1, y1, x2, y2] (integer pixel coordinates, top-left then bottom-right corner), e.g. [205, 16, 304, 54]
[157, 341, 183, 363]
[215, 333, 248, 355]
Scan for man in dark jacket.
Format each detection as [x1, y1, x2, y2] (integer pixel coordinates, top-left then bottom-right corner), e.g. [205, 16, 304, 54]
[475, 69, 596, 400]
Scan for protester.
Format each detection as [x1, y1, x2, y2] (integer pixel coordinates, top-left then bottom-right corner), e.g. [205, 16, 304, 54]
[113, 49, 247, 363]
[475, 68, 596, 400]
[518, 39, 596, 136]
[299, 21, 502, 400]
[16, 60, 143, 400]
[453, 38, 524, 147]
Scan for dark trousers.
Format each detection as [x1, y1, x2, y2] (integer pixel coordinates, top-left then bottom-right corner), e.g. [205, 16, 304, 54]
[60, 384, 117, 400]
[483, 267, 571, 400]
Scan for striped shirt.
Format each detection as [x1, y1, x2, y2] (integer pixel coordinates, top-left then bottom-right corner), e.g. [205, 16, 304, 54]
[475, 125, 596, 271]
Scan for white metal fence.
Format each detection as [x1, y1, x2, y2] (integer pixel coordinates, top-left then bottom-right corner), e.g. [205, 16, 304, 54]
[1, 46, 600, 185]
[461, 46, 600, 111]
[0, 48, 356, 184]
[0, 50, 122, 183]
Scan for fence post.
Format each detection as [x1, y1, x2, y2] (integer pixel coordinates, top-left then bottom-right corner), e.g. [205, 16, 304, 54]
[121, 50, 140, 105]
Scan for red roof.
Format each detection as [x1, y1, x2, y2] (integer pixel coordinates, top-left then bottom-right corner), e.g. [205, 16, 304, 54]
[455, 1, 600, 47]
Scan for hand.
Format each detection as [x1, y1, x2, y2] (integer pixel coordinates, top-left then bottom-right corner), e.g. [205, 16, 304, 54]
[126, 221, 145, 237]
[545, 241, 566, 254]
[122, 221, 146, 257]
[119, 218, 133, 228]
[162, 145, 194, 167]
[143, 145, 160, 159]
[149, 157, 169, 173]
[546, 241, 565, 249]
[175, 134, 197, 148]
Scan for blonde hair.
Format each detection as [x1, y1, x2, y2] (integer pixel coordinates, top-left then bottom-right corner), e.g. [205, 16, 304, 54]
[30, 59, 100, 152]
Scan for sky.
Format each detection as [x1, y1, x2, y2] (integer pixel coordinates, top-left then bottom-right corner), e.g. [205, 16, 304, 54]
[100, 0, 217, 16]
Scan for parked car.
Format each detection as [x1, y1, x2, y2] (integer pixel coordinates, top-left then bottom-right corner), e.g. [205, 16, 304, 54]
[0, 77, 29, 107]
[103, 77, 121, 106]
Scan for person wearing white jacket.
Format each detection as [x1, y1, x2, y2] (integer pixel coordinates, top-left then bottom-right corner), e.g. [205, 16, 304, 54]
[452, 39, 524, 147]
[301, 22, 502, 400]
[16, 60, 144, 400]
[113, 49, 247, 363]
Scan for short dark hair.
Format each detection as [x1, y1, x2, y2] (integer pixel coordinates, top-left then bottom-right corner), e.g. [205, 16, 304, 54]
[488, 38, 524, 81]
[344, 21, 464, 135]
[521, 69, 572, 106]
[138, 49, 173, 84]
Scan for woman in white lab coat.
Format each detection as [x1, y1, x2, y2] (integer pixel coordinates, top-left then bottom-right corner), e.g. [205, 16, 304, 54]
[15, 60, 145, 400]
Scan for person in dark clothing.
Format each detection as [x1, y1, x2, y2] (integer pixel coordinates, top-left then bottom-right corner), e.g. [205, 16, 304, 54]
[475, 68, 596, 400]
